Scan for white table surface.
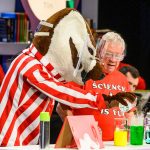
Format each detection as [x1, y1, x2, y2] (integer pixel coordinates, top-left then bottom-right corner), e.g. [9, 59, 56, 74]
[0, 141, 149, 150]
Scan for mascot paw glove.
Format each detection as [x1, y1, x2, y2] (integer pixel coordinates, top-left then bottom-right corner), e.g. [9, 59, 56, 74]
[102, 92, 137, 106]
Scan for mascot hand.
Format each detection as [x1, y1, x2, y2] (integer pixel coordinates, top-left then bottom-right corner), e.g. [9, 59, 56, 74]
[102, 92, 137, 106]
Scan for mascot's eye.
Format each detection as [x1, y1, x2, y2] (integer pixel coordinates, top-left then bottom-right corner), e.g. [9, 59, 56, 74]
[79, 63, 83, 69]
[88, 47, 94, 55]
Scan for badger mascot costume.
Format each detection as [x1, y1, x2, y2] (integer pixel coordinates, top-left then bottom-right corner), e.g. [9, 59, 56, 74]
[0, 8, 136, 146]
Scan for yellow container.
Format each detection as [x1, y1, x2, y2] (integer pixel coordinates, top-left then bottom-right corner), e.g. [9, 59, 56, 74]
[114, 130, 127, 146]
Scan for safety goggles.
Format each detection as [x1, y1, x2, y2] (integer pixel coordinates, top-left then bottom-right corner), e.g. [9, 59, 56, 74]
[104, 51, 125, 61]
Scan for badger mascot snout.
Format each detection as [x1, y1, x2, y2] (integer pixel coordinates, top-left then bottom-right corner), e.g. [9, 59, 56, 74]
[33, 8, 102, 84]
[0, 8, 135, 146]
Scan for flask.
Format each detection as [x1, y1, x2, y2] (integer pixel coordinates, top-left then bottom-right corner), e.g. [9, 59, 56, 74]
[130, 114, 144, 145]
[39, 112, 50, 149]
[114, 118, 128, 146]
[145, 112, 150, 144]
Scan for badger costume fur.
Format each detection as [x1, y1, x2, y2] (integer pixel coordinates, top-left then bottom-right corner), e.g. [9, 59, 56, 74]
[0, 8, 135, 146]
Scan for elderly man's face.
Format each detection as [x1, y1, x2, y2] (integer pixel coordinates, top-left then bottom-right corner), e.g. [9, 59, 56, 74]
[101, 42, 124, 74]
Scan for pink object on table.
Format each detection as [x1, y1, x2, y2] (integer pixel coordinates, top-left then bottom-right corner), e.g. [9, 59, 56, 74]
[55, 115, 104, 149]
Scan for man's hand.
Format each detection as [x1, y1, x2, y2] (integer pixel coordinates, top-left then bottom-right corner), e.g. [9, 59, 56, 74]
[102, 92, 137, 107]
[56, 103, 73, 121]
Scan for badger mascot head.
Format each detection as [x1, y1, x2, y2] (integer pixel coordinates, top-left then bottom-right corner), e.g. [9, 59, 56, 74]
[33, 8, 102, 84]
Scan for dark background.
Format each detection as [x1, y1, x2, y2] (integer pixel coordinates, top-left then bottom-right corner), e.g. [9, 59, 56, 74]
[97, 0, 150, 89]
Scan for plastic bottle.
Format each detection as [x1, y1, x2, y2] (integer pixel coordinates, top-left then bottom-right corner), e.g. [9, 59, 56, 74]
[39, 112, 50, 149]
[145, 112, 150, 144]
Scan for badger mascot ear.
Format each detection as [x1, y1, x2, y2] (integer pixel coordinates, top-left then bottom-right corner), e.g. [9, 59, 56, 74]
[32, 8, 103, 85]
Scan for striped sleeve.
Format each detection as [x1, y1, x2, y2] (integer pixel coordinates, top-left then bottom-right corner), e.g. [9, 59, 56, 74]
[25, 68, 104, 109]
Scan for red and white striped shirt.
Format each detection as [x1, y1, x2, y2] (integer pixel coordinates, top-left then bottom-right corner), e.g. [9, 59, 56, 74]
[0, 44, 104, 146]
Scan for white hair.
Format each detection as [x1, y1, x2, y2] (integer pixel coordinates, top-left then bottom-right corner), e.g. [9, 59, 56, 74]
[97, 32, 126, 60]
[101, 31, 126, 52]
